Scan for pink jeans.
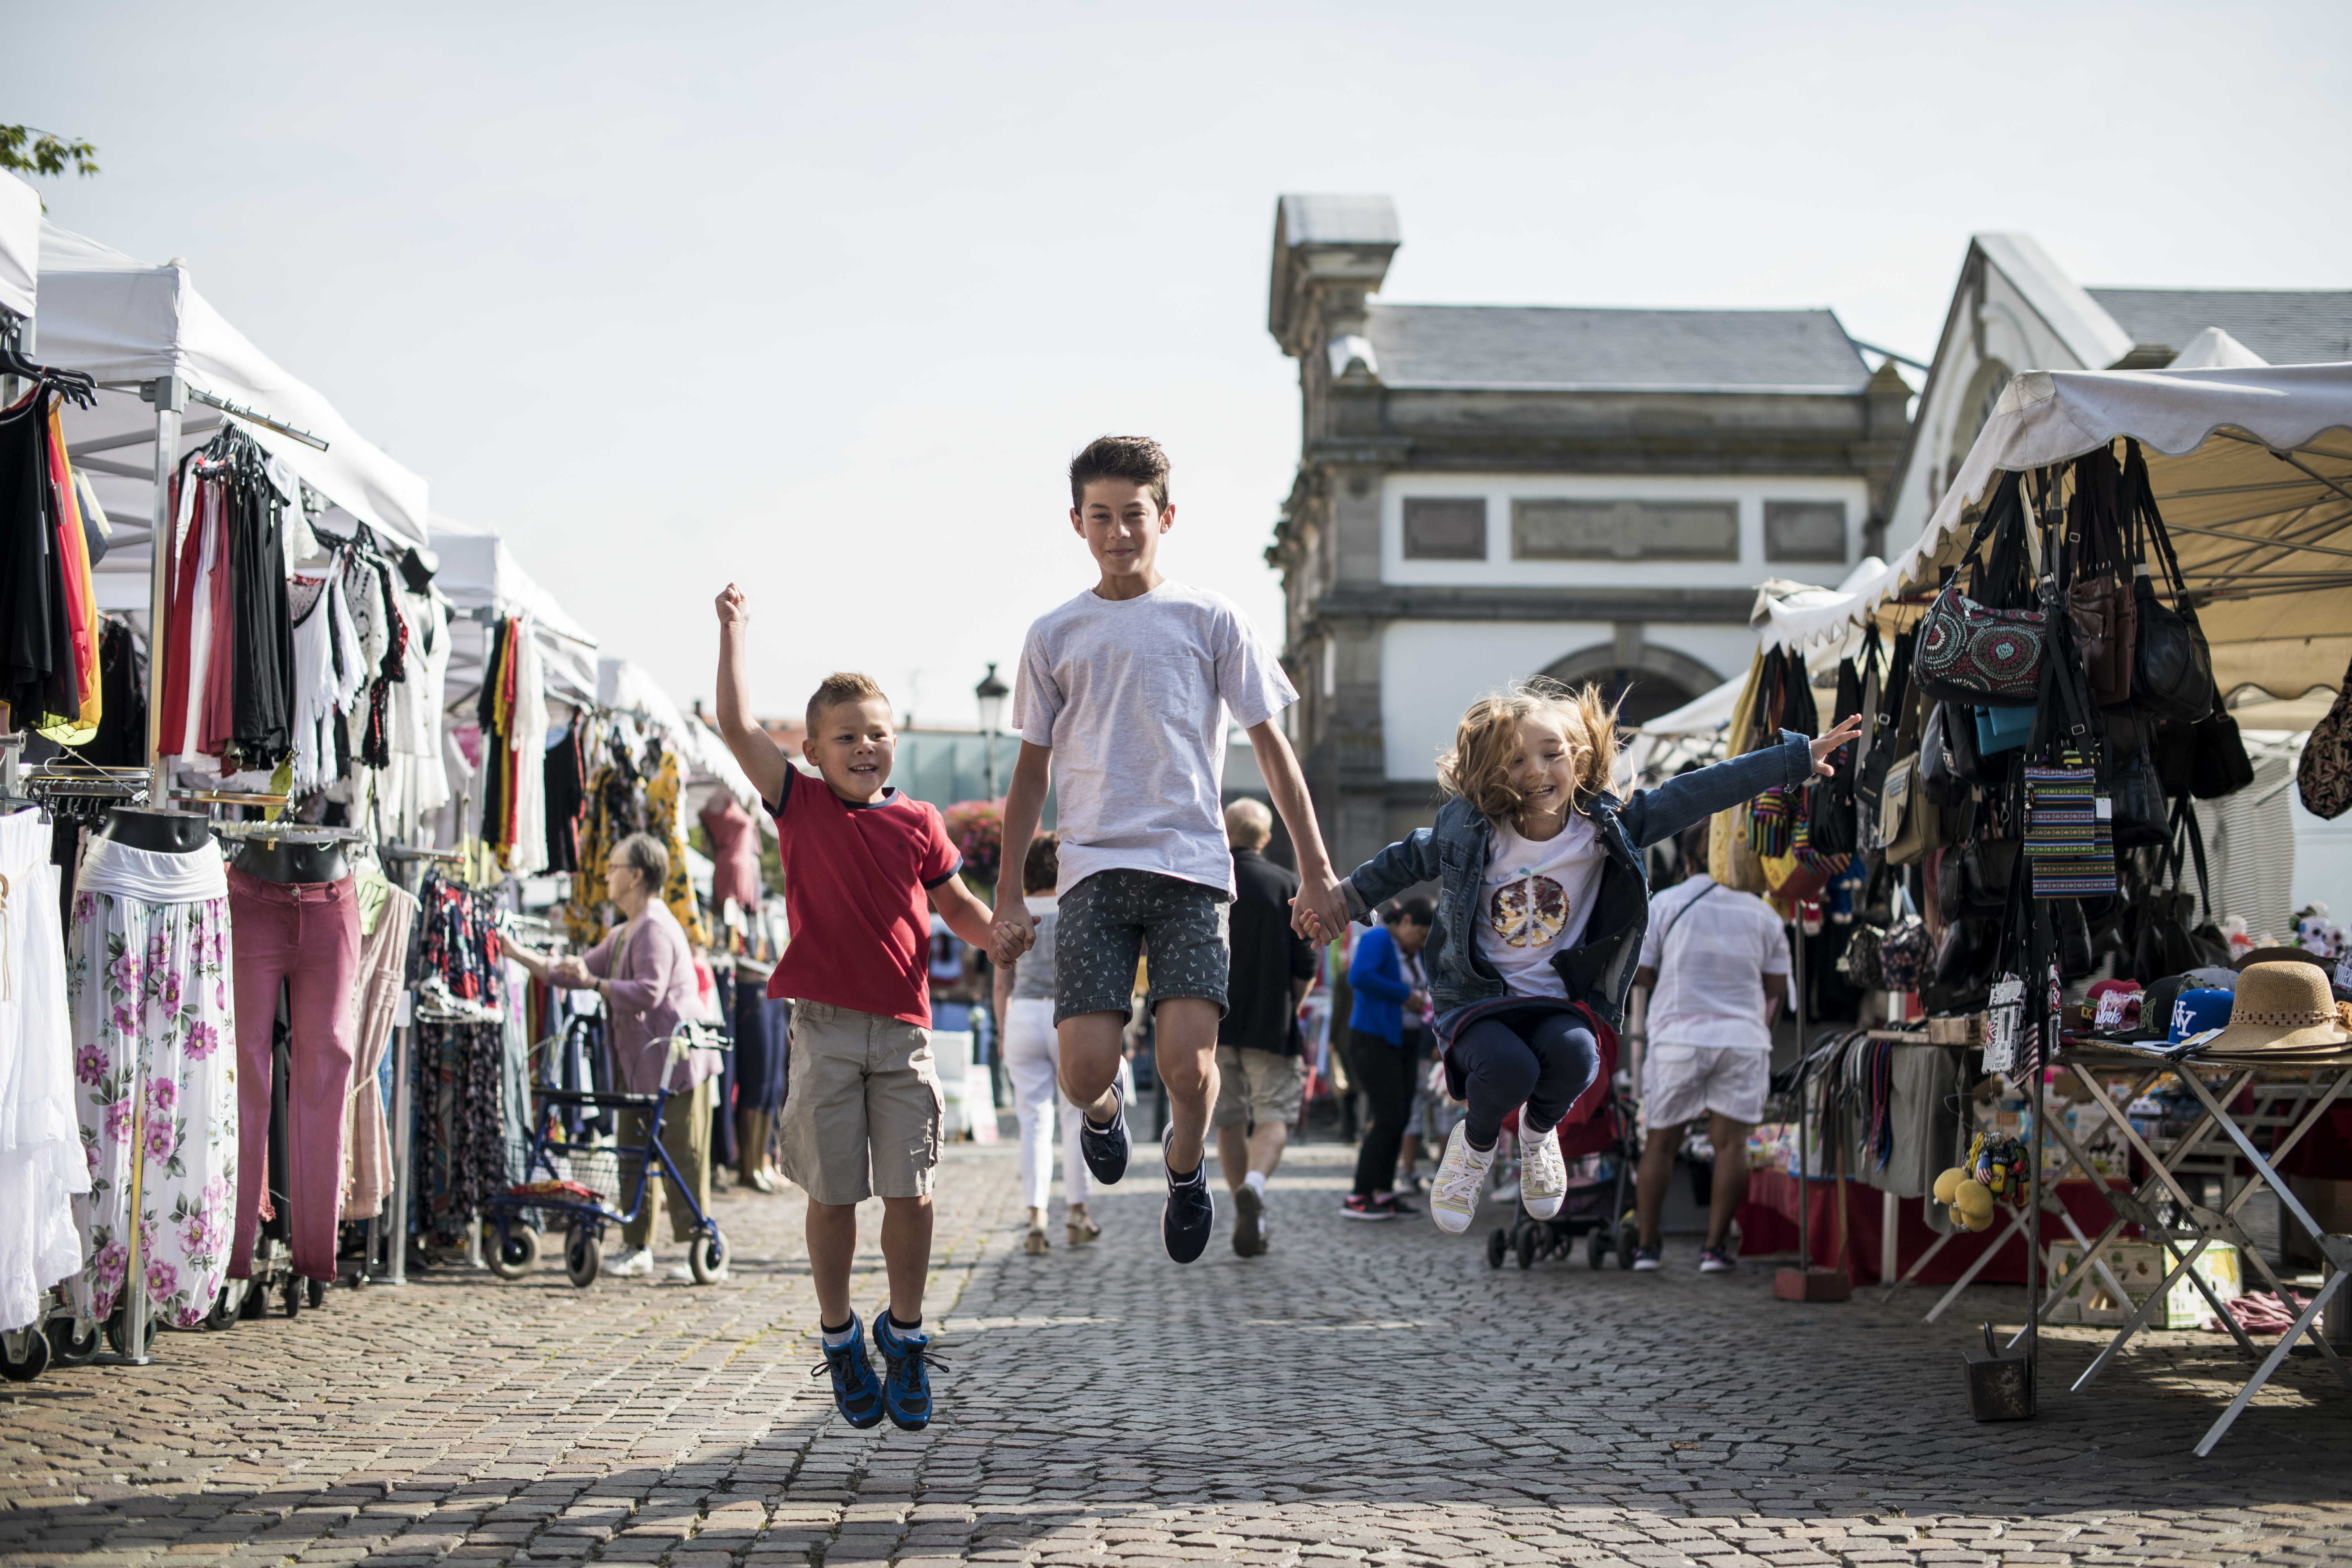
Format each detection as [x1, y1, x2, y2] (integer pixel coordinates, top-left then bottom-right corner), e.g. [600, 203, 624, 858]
[227, 869, 360, 1283]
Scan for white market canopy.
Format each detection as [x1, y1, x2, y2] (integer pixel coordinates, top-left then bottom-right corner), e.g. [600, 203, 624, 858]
[1763, 363, 2352, 700]
[428, 511, 601, 709]
[30, 220, 431, 612]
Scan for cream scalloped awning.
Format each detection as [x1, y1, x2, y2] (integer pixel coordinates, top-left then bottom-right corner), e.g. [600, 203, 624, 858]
[1762, 363, 2352, 701]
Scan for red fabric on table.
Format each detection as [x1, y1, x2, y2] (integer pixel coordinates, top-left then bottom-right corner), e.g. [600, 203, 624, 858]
[1737, 1171, 2129, 1285]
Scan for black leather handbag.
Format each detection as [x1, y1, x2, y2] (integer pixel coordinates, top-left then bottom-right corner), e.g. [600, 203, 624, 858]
[1920, 702, 1970, 808]
[2107, 734, 2169, 849]
[1808, 656, 1862, 854]
[2190, 710, 2255, 799]
[2123, 442, 2216, 724]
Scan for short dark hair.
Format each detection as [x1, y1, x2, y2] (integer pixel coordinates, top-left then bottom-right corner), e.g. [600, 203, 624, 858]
[1386, 896, 1435, 928]
[806, 671, 889, 734]
[613, 831, 669, 892]
[1677, 824, 1710, 879]
[1069, 435, 1169, 513]
[1023, 832, 1060, 897]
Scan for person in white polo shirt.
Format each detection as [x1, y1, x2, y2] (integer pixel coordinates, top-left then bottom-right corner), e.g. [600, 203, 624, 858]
[1629, 826, 1789, 1273]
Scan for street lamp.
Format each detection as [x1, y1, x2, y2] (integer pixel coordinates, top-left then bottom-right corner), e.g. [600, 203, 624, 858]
[975, 662, 1009, 797]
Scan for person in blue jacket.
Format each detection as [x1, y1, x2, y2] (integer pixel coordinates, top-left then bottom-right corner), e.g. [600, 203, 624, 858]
[1344, 899, 1434, 1219]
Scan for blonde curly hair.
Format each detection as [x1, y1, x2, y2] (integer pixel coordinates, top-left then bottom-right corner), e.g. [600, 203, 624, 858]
[1436, 679, 1623, 827]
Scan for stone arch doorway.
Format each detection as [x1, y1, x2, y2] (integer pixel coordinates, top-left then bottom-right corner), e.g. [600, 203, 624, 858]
[1539, 643, 1718, 730]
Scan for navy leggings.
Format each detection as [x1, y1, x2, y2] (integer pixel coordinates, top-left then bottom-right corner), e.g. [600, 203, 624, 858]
[1455, 1012, 1600, 1150]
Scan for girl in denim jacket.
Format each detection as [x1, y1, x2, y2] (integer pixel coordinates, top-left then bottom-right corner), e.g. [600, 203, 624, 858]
[1323, 680, 1858, 1233]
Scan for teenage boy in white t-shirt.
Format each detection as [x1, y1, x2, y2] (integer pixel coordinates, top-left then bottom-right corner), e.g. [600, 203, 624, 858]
[991, 435, 1349, 1264]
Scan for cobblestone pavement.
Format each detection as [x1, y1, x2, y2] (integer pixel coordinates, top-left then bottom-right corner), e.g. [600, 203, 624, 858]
[5, 1141, 2351, 1567]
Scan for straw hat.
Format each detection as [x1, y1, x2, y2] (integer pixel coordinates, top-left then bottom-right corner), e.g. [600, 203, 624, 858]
[2194, 962, 2352, 1055]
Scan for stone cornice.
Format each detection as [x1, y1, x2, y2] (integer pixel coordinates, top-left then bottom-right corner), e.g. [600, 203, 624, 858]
[1301, 584, 1758, 626]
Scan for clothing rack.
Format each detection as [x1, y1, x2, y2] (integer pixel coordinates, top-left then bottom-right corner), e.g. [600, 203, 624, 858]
[186, 388, 327, 451]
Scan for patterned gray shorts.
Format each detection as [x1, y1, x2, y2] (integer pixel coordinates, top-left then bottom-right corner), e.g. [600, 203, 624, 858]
[1053, 869, 1231, 1025]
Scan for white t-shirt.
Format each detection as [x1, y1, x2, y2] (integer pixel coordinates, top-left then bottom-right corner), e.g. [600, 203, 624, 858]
[1637, 874, 1791, 1051]
[1014, 579, 1296, 896]
[1475, 817, 1605, 1000]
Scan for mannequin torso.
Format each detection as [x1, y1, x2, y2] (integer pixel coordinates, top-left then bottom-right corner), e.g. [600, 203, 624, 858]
[232, 837, 350, 884]
[97, 807, 212, 855]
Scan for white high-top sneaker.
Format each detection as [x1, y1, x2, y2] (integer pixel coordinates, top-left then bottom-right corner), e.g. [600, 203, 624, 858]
[1429, 1124, 1497, 1234]
[1520, 1119, 1568, 1220]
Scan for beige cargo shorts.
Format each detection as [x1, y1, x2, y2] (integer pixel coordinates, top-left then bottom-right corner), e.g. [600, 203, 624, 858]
[779, 1000, 945, 1207]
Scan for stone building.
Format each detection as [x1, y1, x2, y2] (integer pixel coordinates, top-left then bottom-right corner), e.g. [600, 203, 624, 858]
[1264, 193, 1911, 874]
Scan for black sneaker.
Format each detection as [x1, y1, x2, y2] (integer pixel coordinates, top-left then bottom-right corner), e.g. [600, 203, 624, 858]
[872, 1309, 950, 1432]
[807, 1316, 884, 1429]
[1078, 1083, 1129, 1185]
[1162, 1131, 1215, 1264]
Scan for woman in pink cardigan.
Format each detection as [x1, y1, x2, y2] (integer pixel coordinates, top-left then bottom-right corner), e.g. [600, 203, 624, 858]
[512, 832, 720, 1280]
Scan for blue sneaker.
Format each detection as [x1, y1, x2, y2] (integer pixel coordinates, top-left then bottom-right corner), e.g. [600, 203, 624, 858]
[809, 1315, 885, 1429]
[1161, 1129, 1215, 1264]
[872, 1310, 949, 1432]
[1078, 1083, 1130, 1185]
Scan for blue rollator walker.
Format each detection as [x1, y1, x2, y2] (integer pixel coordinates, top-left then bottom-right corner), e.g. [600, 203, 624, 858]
[485, 1033, 730, 1288]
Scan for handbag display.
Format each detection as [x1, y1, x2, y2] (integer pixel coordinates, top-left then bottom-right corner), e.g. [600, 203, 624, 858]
[1915, 473, 2047, 707]
[2298, 658, 2352, 820]
[2122, 441, 2216, 724]
[2064, 447, 2138, 709]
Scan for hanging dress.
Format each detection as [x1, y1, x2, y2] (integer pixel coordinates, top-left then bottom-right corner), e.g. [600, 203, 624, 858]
[0, 810, 89, 1333]
[67, 835, 239, 1330]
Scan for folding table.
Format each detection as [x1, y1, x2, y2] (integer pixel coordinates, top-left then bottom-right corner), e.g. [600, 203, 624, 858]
[2044, 1043, 2352, 1455]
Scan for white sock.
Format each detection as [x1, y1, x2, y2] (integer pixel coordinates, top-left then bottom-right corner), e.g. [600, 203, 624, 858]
[821, 1316, 858, 1350]
[1244, 1169, 1269, 1198]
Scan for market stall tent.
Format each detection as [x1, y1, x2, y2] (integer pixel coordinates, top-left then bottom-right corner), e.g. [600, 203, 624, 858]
[29, 220, 432, 616]
[1761, 362, 2352, 702]
[427, 511, 600, 708]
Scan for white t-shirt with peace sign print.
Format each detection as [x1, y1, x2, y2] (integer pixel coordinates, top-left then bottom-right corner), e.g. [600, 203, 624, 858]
[1475, 815, 1604, 1000]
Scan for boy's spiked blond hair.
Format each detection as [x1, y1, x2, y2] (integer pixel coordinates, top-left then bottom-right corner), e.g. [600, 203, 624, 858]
[1435, 678, 1623, 827]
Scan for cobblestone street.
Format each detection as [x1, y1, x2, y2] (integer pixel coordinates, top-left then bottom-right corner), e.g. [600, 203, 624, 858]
[5, 1141, 2350, 1567]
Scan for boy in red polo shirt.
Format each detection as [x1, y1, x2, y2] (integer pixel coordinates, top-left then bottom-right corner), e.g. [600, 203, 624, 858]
[712, 584, 998, 1433]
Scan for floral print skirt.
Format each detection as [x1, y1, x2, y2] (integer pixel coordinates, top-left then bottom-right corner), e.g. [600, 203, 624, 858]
[68, 889, 238, 1329]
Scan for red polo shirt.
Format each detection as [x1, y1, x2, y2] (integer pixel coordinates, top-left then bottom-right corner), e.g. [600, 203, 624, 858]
[764, 767, 961, 1026]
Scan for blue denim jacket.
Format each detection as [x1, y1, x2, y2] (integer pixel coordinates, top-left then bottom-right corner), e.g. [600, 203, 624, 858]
[1342, 731, 1813, 1033]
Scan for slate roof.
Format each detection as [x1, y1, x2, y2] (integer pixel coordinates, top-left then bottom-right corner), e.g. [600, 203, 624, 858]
[2087, 288, 2352, 367]
[1363, 304, 1870, 394]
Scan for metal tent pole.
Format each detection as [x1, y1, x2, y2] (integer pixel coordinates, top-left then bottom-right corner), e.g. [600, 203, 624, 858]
[103, 375, 185, 1366]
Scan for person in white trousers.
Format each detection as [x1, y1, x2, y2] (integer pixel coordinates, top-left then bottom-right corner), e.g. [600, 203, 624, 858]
[992, 832, 1128, 1255]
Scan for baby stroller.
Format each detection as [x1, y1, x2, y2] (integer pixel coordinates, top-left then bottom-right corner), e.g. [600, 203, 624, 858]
[1484, 1024, 1642, 1271]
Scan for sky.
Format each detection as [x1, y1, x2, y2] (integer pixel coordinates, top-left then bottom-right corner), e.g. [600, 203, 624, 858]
[7, 2, 2349, 728]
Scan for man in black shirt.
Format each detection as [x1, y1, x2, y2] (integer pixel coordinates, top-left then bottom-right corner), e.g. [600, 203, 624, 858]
[1214, 799, 1320, 1257]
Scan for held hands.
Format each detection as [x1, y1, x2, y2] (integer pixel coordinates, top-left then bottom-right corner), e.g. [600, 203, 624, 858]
[1290, 870, 1351, 947]
[1810, 713, 1865, 778]
[715, 583, 751, 628]
[989, 900, 1036, 967]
